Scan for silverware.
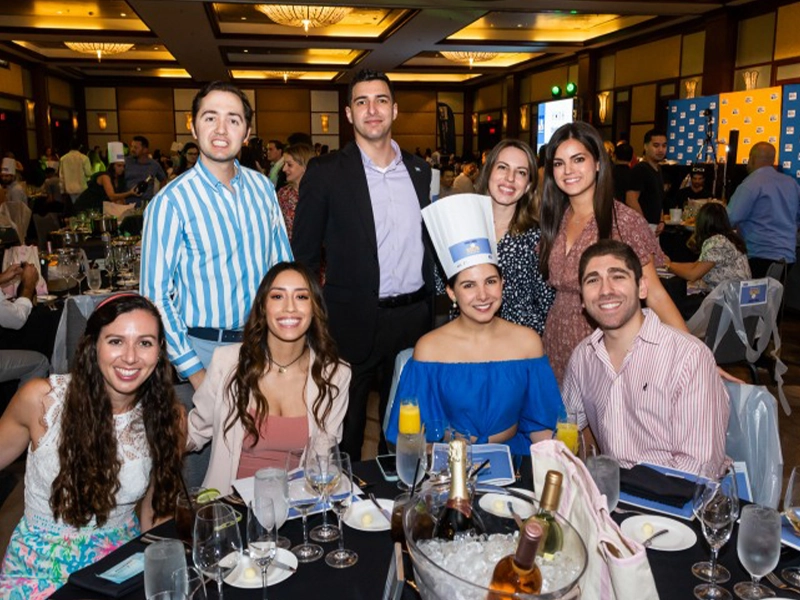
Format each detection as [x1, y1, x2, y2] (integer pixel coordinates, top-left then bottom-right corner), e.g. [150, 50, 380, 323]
[641, 528, 669, 548]
[506, 501, 525, 528]
[469, 459, 491, 480]
[271, 558, 297, 573]
[368, 492, 392, 523]
[766, 571, 800, 594]
[613, 507, 646, 516]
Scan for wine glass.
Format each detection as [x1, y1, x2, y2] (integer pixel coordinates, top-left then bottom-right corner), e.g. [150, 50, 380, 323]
[247, 497, 277, 600]
[172, 566, 207, 599]
[254, 468, 291, 549]
[286, 448, 324, 563]
[306, 433, 341, 543]
[781, 466, 800, 586]
[692, 466, 731, 584]
[694, 467, 739, 600]
[192, 502, 242, 600]
[325, 452, 358, 568]
[87, 266, 103, 292]
[424, 419, 447, 480]
[397, 430, 426, 490]
[105, 244, 117, 288]
[734, 504, 781, 599]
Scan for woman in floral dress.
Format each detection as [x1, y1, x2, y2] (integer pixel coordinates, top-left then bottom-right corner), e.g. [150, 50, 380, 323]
[278, 143, 316, 240]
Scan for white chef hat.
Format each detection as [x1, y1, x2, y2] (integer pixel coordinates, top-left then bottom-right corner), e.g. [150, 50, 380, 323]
[1, 157, 16, 175]
[421, 193, 497, 280]
[108, 142, 125, 164]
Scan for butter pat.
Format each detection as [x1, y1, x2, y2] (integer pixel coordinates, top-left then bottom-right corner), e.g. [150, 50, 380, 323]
[244, 567, 258, 580]
[493, 499, 506, 513]
[361, 513, 374, 526]
[641, 522, 654, 537]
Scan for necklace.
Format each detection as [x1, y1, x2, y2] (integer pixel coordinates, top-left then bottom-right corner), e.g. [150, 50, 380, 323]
[270, 347, 307, 374]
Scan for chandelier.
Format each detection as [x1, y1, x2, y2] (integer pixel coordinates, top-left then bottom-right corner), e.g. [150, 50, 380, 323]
[64, 42, 134, 62]
[264, 70, 306, 83]
[255, 5, 352, 33]
[441, 51, 499, 68]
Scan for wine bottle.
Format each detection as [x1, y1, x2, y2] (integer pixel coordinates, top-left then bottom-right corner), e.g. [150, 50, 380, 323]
[487, 520, 544, 599]
[529, 469, 564, 555]
[433, 439, 483, 540]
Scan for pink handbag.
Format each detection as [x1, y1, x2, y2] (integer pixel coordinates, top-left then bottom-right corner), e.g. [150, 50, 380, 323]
[1, 245, 48, 297]
[530, 439, 659, 600]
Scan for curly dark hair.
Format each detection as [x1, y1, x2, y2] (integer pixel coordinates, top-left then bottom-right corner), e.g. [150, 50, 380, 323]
[475, 139, 540, 235]
[539, 121, 615, 279]
[225, 262, 343, 444]
[50, 295, 183, 527]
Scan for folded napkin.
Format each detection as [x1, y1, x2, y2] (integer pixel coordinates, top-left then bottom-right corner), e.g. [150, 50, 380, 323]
[67, 541, 145, 598]
[619, 465, 696, 508]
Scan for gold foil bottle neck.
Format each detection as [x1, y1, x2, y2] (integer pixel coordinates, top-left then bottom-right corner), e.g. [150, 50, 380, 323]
[540, 470, 563, 512]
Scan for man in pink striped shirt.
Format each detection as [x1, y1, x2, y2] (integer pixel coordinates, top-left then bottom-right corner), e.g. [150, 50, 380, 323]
[562, 240, 729, 476]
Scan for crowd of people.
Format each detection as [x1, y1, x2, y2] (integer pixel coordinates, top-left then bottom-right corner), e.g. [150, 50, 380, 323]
[0, 68, 798, 595]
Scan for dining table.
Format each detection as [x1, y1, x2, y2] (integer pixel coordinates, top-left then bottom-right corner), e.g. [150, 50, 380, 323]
[50, 460, 800, 600]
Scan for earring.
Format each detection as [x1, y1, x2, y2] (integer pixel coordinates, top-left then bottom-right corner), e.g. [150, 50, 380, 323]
[452, 298, 457, 309]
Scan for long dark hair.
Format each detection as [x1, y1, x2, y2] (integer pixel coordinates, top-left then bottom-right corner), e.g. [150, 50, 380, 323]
[475, 139, 539, 235]
[691, 201, 747, 254]
[51, 295, 182, 527]
[225, 262, 343, 443]
[539, 122, 615, 279]
[174, 142, 199, 177]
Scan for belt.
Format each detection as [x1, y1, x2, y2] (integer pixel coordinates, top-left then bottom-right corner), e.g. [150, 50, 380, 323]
[377, 287, 427, 309]
[187, 327, 243, 343]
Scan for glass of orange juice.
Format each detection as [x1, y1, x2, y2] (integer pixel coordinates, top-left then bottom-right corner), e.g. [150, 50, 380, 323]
[554, 412, 580, 455]
[398, 398, 421, 434]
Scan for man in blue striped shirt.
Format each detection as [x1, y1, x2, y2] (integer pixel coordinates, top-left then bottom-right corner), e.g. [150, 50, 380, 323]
[140, 81, 292, 389]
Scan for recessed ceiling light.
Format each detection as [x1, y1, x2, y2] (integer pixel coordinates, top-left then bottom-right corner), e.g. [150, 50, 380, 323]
[154, 46, 159, 50]
[57, 10, 62, 14]
[120, 13, 127, 17]
[243, 49, 249, 53]
[136, 67, 142, 71]
[241, 16, 247, 20]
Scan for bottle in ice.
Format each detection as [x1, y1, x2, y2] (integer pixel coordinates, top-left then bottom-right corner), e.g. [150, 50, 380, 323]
[432, 439, 483, 540]
[487, 520, 544, 598]
[529, 469, 564, 555]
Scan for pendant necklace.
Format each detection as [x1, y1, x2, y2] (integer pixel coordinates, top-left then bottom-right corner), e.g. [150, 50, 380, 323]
[271, 347, 307, 374]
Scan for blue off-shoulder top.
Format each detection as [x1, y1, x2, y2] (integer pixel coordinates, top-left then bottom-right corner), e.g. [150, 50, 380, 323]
[385, 356, 563, 456]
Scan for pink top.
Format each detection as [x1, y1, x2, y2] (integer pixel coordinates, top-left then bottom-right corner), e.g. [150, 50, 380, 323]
[562, 309, 729, 476]
[236, 414, 309, 479]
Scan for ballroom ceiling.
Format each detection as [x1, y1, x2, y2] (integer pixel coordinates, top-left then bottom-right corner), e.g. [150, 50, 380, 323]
[0, 0, 762, 86]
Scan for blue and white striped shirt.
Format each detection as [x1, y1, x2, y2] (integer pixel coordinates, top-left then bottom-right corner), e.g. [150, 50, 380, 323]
[140, 158, 292, 378]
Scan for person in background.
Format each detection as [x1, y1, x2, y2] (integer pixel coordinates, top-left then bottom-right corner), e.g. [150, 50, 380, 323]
[0, 294, 184, 597]
[87, 147, 106, 174]
[186, 262, 350, 495]
[1, 158, 28, 206]
[438, 165, 456, 198]
[626, 128, 668, 230]
[676, 167, 709, 207]
[563, 240, 728, 476]
[73, 142, 142, 213]
[453, 161, 479, 193]
[266, 139, 285, 187]
[171, 142, 199, 179]
[239, 136, 267, 175]
[727, 141, 800, 278]
[41, 167, 63, 210]
[125, 135, 166, 206]
[612, 142, 634, 202]
[278, 143, 315, 240]
[59, 139, 92, 206]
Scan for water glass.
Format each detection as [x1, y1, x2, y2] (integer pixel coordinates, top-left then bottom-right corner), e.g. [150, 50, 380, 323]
[172, 566, 207, 599]
[192, 502, 242, 600]
[286, 448, 324, 563]
[734, 504, 781, 599]
[247, 497, 277, 600]
[144, 540, 187, 599]
[87, 267, 102, 291]
[782, 466, 800, 587]
[586, 455, 620, 512]
[254, 468, 291, 549]
[396, 431, 426, 490]
[326, 452, 358, 568]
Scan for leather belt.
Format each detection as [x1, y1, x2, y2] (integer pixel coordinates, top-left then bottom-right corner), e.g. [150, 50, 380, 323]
[187, 327, 243, 343]
[377, 287, 427, 309]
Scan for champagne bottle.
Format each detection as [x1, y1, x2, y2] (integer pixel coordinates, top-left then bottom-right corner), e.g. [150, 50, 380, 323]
[487, 520, 544, 599]
[433, 439, 483, 540]
[529, 470, 564, 555]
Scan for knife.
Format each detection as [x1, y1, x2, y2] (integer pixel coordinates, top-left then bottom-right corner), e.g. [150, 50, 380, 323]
[272, 558, 297, 573]
[368, 492, 392, 523]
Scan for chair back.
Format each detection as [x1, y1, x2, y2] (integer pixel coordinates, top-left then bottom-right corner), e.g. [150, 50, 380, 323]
[33, 213, 60, 250]
[724, 381, 783, 508]
[3, 200, 31, 244]
[383, 347, 414, 437]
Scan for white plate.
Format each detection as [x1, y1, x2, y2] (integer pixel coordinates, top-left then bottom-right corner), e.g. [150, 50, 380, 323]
[479, 492, 535, 520]
[621, 514, 697, 552]
[37, 294, 57, 302]
[84, 289, 112, 295]
[343, 498, 392, 531]
[224, 549, 297, 589]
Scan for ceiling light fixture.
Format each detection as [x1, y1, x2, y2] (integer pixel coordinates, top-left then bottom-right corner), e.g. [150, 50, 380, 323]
[264, 70, 305, 83]
[441, 51, 498, 68]
[64, 41, 134, 62]
[255, 5, 352, 33]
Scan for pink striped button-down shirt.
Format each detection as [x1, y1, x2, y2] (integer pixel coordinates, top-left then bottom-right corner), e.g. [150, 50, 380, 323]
[562, 309, 729, 476]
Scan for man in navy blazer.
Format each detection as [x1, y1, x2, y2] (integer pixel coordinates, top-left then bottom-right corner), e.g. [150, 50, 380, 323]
[293, 69, 434, 459]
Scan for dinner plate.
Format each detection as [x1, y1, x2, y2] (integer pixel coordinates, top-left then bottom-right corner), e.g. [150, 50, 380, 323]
[225, 549, 297, 589]
[343, 498, 392, 531]
[621, 515, 697, 551]
[37, 294, 57, 302]
[478, 492, 535, 520]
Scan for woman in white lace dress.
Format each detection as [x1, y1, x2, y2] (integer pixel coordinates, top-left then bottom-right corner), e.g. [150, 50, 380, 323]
[0, 294, 183, 598]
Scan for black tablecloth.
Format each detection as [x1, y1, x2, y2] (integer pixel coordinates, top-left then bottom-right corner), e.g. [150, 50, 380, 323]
[51, 461, 800, 600]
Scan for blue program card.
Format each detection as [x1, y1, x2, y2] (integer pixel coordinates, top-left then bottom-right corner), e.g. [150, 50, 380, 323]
[96, 551, 145, 584]
[740, 279, 768, 306]
[430, 443, 515, 485]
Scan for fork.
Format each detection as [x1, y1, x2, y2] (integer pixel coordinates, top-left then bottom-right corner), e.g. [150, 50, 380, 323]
[766, 571, 800, 594]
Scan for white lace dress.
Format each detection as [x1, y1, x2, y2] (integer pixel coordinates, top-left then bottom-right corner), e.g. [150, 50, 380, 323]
[0, 374, 152, 599]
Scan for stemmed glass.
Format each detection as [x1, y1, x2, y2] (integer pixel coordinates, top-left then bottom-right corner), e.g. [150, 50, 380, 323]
[396, 398, 426, 490]
[192, 502, 242, 600]
[781, 466, 800, 586]
[87, 266, 103, 292]
[286, 448, 324, 563]
[172, 566, 207, 599]
[254, 467, 291, 549]
[693, 467, 739, 600]
[734, 504, 781, 599]
[306, 433, 341, 543]
[105, 244, 117, 289]
[325, 452, 358, 568]
[692, 466, 731, 584]
[247, 497, 278, 600]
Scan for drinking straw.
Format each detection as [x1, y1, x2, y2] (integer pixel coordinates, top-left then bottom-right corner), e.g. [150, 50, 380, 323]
[411, 457, 423, 494]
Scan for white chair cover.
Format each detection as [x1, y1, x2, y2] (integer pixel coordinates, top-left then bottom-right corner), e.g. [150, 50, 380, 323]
[3, 199, 31, 244]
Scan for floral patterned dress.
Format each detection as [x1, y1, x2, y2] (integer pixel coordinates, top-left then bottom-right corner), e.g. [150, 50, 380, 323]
[543, 201, 664, 384]
[698, 234, 751, 289]
[0, 375, 151, 599]
[278, 184, 299, 240]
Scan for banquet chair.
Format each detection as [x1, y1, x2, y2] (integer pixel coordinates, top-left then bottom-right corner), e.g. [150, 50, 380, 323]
[724, 381, 783, 508]
[4, 199, 32, 245]
[383, 347, 414, 438]
[766, 259, 788, 327]
[33, 213, 60, 250]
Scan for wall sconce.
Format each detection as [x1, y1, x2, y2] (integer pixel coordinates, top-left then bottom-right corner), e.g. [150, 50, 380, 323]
[597, 91, 611, 124]
[185, 112, 192, 131]
[502, 109, 507, 131]
[72, 115, 79, 131]
[742, 70, 759, 91]
[684, 79, 698, 99]
[520, 106, 529, 132]
[472, 113, 478, 135]
[25, 100, 35, 125]
[320, 113, 329, 134]
[97, 113, 108, 131]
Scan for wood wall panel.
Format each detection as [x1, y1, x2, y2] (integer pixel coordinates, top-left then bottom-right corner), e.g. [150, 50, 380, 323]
[47, 76, 74, 108]
[256, 89, 310, 112]
[256, 111, 310, 140]
[117, 87, 173, 111]
[395, 90, 436, 113]
[616, 37, 681, 87]
[776, 2, 800, 61]
[393, 112, 436, 135]
[631, 84, 657, 123]
[736, 13, 776, 67]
